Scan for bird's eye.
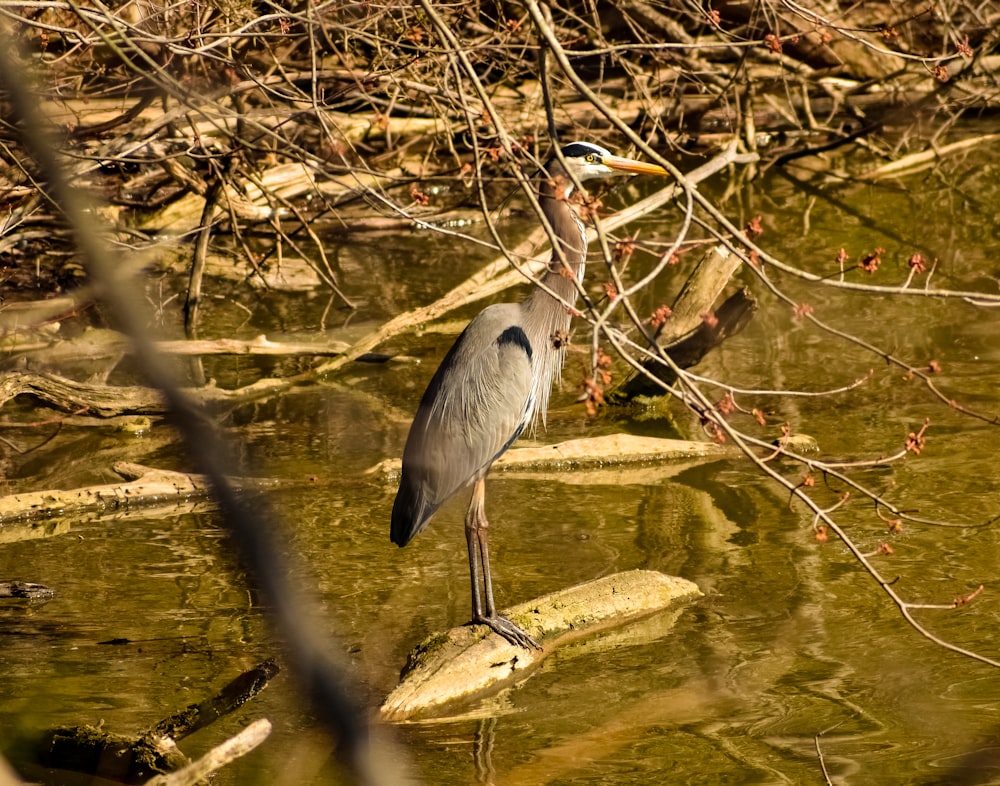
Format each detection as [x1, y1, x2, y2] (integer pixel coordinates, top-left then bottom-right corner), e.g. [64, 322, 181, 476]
[585, 153, 597, 163]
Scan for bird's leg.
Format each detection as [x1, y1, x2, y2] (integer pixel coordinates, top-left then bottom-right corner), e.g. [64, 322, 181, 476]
[464, 485, 487, 623]
[464, 478, 541, 651]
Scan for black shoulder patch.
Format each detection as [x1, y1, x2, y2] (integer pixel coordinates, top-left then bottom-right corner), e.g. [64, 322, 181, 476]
[496, 325, 532, 360]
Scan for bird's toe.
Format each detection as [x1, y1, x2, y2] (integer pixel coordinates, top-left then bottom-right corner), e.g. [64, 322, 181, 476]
[473, 614, 542, 651]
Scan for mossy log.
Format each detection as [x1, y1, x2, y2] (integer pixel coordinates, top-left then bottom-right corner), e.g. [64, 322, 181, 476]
[380, 570, 701, 722]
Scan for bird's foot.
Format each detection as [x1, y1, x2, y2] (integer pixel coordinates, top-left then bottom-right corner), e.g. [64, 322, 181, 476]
[471, 614, 542, 651]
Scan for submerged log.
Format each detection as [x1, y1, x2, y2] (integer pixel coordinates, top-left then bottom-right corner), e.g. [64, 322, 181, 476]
[149, 659, 279, 741]
[0, 580, 55, 598]
[380, 570, 701, 721]
[31, 660, 278, 784]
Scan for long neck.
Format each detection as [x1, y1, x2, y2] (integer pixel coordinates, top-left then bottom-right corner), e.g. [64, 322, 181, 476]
[520, 173, 589, 430]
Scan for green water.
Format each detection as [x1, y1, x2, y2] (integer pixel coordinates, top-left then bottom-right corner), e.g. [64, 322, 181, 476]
[3, 137, 1000, 784]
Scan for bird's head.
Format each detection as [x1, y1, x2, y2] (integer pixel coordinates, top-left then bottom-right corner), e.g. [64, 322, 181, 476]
[554, 141, 668, 183]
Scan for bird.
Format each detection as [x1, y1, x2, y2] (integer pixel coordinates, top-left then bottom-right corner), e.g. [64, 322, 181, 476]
[391, 141, 668, 650]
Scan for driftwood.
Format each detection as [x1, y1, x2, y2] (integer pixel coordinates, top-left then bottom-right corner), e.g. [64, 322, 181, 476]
[0, 462, 258, 524]
[0, 372, 166, 416]
[29, 660, 278, 784]
[0, 370, 301, 416]
[2, 327, 360, 361]
[0, 297, 79, 332]
[372, 433, 732, 480]
[139, 162, 400, 233]
[380, 570, 702, 721]
[143, 719, 271, 786]
[612, 289, 759, 401]
[660, 246, 745, 341]
[859, 133, 1000, 180]
[0, 333, 401, 417]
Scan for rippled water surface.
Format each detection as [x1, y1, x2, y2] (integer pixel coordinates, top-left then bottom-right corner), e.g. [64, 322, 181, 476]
[3, 136, 1000, 784]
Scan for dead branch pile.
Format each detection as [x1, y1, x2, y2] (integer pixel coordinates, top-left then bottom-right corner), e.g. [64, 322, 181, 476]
[0, 0, 995, 297]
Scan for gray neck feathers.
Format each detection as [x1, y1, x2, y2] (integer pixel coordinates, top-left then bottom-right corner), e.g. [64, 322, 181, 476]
[520, 170, 589, 431]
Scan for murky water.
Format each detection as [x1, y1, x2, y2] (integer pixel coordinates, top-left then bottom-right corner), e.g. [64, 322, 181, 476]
[3, 135, 1000, 784]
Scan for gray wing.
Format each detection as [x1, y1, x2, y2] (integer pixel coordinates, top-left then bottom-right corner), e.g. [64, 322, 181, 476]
[391, 303, 534, 545]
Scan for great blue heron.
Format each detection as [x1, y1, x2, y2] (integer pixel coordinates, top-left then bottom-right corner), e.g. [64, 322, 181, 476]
[391, 141, 667, 649]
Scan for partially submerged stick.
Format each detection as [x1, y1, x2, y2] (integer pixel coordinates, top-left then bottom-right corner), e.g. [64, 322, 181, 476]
[143, 719, 272, 786]
[380, 570, 701, 721]
[149, 659, 279, 741]
[859, 134, 1000, 180]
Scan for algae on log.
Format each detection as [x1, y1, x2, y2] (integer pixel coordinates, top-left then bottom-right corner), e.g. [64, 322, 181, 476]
[380, 570, 701, 722]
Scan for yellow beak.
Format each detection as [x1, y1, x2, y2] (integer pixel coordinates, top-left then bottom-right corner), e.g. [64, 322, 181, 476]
[602, 154, 669, 176]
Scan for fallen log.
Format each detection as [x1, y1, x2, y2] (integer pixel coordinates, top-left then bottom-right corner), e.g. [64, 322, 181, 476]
[610, 288, 758, 401]
[380, 570, 701, 721]
[0, 371, 166, 416]
[371, 433, 733, 480]
[138, 160, 400, 233]
[858, 133, 1000, 180]
[0, 341, 400, 417]
[0, 462, 263, 524]
[2, 328, 358, 362]
[0, 370, 300, 416]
